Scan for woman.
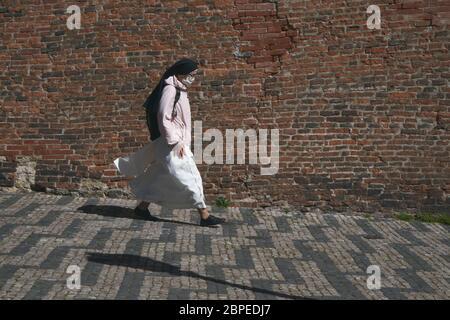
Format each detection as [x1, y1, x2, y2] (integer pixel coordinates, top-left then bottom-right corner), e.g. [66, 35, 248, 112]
[114, 58, 225, 227]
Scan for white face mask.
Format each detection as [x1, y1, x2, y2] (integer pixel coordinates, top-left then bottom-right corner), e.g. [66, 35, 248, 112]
[182, 74, 195, 86]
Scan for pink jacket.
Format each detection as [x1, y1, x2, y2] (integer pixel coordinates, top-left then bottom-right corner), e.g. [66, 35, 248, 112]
[157, 75, 192, 150]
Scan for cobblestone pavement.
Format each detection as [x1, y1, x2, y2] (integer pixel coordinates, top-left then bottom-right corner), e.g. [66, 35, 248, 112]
[0, 191, 448, 300]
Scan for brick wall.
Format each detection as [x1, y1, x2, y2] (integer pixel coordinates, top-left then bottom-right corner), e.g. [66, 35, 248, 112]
[0, 0, 449, 214]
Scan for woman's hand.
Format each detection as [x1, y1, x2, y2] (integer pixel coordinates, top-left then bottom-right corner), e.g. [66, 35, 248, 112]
[171, 142, 185, 159]
[178, 144, 185, 158]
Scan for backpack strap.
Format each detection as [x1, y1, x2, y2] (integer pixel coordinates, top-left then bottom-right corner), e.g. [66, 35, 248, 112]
[171, 87, 181, 119]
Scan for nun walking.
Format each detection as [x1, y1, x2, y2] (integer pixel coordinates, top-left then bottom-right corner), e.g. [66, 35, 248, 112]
[114, 58, 225, 226]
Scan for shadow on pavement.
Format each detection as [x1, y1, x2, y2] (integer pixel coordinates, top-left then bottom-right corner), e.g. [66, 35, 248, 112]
[77, 205, 201, 227]
[86, 252, 314, 300]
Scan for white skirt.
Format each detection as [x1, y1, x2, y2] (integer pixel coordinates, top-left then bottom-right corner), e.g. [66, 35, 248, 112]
[113, 136, 207, 209]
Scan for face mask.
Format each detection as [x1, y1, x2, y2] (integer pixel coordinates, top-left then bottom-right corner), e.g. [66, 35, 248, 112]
[182, 75, 195, 86]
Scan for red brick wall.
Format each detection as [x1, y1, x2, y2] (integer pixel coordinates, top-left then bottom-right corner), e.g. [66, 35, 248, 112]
[0, 0, 449, 214]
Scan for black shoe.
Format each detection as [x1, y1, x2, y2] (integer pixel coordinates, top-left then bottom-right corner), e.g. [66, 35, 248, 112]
[134, 207, 158, 221]
[200, 215, 226, 227]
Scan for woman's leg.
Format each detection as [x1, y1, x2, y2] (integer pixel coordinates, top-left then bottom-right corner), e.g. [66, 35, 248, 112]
[197, 205, 226, 226]
[197, 207, 209, 220]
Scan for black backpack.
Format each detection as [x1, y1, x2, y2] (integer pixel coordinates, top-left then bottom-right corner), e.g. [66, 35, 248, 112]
[145, 87, 180, 140]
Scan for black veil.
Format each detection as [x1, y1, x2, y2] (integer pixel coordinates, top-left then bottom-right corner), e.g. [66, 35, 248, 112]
[143, 58, 199, 140]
